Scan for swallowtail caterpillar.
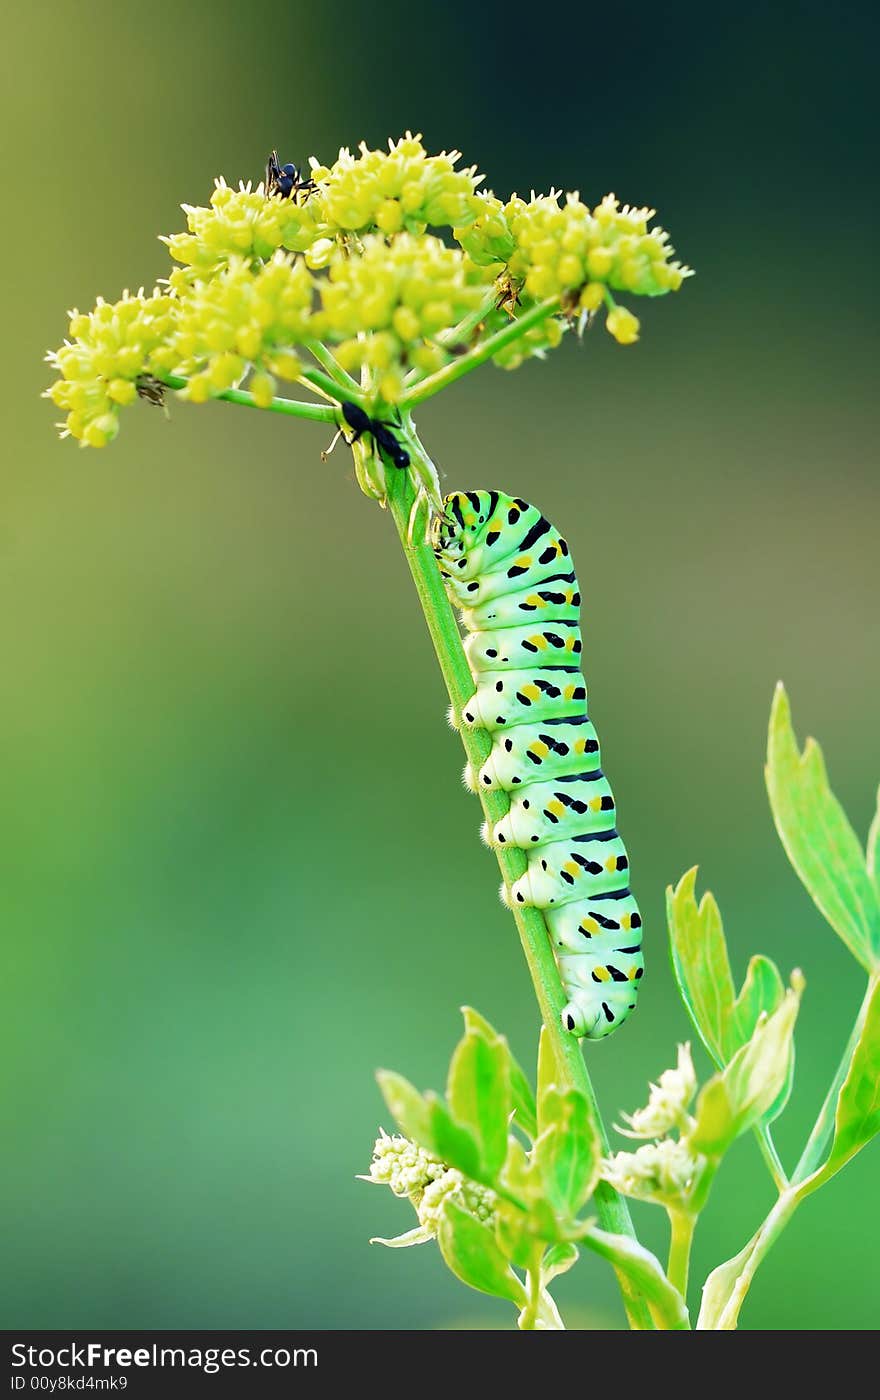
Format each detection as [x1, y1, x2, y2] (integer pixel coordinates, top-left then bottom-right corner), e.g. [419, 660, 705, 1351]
[432, 490, 644, 1039]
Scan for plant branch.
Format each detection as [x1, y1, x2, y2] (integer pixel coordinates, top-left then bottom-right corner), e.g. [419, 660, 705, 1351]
[382, 432, 653, 1331]
[304, 339, 362, 395]
[400, 297, 560, 408]
[667, 1209, 696, 1298]
[158, 374, 337, 423]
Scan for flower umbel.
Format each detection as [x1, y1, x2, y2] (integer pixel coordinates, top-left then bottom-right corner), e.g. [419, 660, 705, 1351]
[45, 133, 692, 451]
[362, 1132, 497, 1248]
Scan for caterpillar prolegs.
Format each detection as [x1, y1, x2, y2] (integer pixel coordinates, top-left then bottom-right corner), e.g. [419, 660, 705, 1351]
[432, 490, 644, 1040]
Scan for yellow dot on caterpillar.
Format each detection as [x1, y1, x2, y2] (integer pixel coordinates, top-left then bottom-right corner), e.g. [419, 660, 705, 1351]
[575, 739, 587, 753]
[548, 799, 565, 817]
[589, 796, 602, 811]
[521, 684, 540, 701]
[530, 741, 549, 759]
[593, 966, 610, 982]
[605, 857, 618, 872]
[514, 555, 531, 568]
[530, 635, 547, 650]
[622, 914, 631, 929]
[581, 918, 599, 935]
[628, 966, 638, 980]
[564, 861, 580, 877]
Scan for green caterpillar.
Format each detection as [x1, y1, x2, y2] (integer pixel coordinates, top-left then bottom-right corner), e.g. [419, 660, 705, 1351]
[432, 490, 644, 1040]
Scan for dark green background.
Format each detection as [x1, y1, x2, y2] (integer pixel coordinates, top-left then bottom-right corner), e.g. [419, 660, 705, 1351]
[3, 0, 878, 1329]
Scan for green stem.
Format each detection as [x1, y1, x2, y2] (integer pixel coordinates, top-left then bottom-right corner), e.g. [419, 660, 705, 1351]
[304, 339, 362, 395]
[667, 1209, 696, 1298]
[383, 445, 653, 1332]
[754, 1124, 789, 1191]
[400, 297, 559, 408]
[158, 375, 337, 423]
[792, 974, 876, 1185]
[298, 364, 361, 404]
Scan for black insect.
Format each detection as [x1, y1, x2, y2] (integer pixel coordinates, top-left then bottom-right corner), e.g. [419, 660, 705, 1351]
[135, 374, 167, 408]
[341, 401, 409, 469]
[265, 150, 316, 201]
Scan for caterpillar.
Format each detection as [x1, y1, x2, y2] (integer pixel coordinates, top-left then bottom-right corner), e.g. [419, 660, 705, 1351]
[432, 489, 644, 1040]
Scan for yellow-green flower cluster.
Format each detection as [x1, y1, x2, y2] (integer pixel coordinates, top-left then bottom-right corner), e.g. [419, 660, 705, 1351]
[45, 289, 178, 446]
[318, 233, 494, 401]
[456, 190, 691, 344]
[310, 133, 483, 236]
[167, 252, 314, 404]
[364, 1132, 497, 1245]
[164, 179, 324, 282]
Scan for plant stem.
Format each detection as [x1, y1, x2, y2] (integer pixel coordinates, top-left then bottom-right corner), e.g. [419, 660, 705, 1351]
[666, 1209, 696, 1298]
[304, 339, 362, 395]
[383, 446, 653, 1332]
[792, 974, 875, 1184]
[299, 364, 361, 404]
[159, 374, 337, 423]
[400, 297, 559, 408]
[754, 1124, 789, 1191]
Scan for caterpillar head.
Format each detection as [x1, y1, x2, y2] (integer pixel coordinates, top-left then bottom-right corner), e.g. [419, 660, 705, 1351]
[431, 491, 494, 554]
[561, 995, 619, 1041]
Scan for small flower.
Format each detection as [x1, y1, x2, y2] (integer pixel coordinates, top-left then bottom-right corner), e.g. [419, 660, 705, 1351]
[618, 1043, 697, 1140]
[606, 306, 640, 345]
[602, 1138, 704, 1209]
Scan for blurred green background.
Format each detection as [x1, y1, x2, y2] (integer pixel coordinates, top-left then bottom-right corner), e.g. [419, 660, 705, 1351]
[2, 0, 878, 1331]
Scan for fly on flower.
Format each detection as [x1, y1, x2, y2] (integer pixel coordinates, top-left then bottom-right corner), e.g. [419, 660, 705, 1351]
[264, 150, 316, 202]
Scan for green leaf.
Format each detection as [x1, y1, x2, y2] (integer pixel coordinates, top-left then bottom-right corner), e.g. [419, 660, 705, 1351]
[437, 1198, 528, 1306]
[426, 1095, 483, 1181]
[667, 867, 736, 1066]
[447, 1029, 511, 1180]
[579, 1227, 689, 1330]
[690, 978, 803, 1157]
[536, 1024, 561, 1116]
[534, 1088, 600, 1217]
[494, 1198, 536, 1270]
[375, 1070, 435, 1153]
[541, 1241, 580, 1285]
[729, 955, 792, 1123]
[766, 683, 880, 972]
[462, 1007, 537, 1139]
[821, 977, 880, 1181]
[729, 955, 785, 1049]
[868, 788, 880, 898]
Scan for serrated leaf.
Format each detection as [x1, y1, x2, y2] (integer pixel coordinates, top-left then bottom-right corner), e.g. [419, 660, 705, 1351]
[868, 788, 880, 898]
[696, 1230, 760, 1330]
[375, 1070, 435, 1153]
[667, 868, 736, 1066]
[580, 1227, 689, 1330]
[426, 1095, 483, 1181]
[447, 1030, 511, 1180]
[690, 981, 802, 1157]
[461, 1007, 537, 1139]
[437, 1198, 527, 1306]
[766, 684, 880, 972]
[729, 955, 792, 1123]
[541, 1241, 580, 1285]
[728, 955, 785, 1048]
[535, 1088, 600, 1216]
[820, 976, 880, 1181]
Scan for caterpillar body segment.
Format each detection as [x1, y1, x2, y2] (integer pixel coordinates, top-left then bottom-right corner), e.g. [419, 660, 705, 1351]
[433, 489, 644, 1040]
